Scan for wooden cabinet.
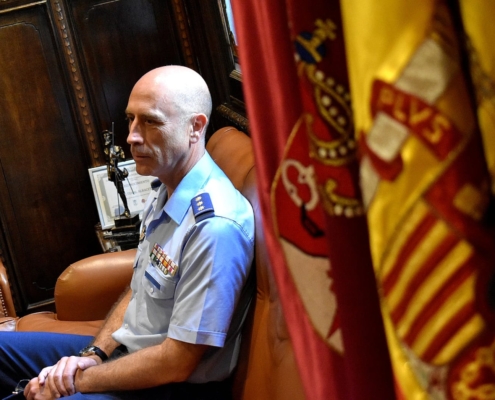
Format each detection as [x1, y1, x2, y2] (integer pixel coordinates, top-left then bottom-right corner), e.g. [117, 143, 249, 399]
[0, 1, 95, 313]
[0, 0, 245, 315]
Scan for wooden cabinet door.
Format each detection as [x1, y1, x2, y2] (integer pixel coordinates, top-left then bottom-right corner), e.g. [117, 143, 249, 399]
[66, 0, 183, 153]
[0, 1, 100, 313]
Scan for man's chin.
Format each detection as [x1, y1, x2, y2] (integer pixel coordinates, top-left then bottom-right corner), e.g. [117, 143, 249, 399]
[134, 164, 153, 176]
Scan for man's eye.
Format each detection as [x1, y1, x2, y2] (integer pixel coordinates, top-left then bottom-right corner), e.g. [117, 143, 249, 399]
[145, 119, 155, 125]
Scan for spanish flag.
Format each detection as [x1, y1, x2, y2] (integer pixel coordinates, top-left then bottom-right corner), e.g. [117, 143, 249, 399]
[342, 0, 495, 397]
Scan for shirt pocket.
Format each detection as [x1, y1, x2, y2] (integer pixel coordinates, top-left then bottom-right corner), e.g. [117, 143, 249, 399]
[142, 262, 177, 300]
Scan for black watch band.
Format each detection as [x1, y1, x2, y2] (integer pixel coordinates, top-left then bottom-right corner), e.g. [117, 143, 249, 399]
[78, 345, 108, 361]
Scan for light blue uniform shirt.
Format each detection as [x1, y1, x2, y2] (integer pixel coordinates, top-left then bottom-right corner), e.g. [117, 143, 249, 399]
[112, 152, 255, 383]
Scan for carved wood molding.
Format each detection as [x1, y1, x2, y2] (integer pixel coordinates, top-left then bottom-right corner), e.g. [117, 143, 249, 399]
[216, 103, 249, 133]
[49, 0, 104, 166]
[171, 0, 195, 70]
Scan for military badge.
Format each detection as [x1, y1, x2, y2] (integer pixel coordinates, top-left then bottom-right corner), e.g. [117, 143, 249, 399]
[150, 243, 178, 276]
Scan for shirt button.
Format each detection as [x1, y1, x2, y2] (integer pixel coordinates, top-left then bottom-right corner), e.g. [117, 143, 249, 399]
[124, 324, 128, 329]
[150, 287, 154, 293]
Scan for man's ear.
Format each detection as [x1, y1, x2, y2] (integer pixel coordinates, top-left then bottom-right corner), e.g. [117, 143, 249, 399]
[190, 113, 208, 143]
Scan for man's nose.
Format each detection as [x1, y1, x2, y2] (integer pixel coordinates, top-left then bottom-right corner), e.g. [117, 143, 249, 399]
[127, 121, 143, 144]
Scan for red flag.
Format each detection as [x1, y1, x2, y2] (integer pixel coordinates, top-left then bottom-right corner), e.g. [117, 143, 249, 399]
[231, 0, 396, 398]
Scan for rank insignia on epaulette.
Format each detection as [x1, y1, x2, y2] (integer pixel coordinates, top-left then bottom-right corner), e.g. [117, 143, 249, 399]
[150, 243, 178, 276]
[191, 193, 214, 222]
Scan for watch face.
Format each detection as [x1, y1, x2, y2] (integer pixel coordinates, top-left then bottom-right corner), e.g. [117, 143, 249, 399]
[80, 346, 96, 356]
[79, 345, 108, 361]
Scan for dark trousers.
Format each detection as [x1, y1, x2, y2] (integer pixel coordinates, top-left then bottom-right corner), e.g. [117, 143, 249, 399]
[0, 332, 231, 400]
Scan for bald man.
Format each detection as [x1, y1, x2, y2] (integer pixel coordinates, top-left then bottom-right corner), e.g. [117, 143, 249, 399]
[0, 66, 255, 400]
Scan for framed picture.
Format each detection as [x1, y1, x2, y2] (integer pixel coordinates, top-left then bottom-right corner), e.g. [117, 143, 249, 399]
[88, 160, 157, 229]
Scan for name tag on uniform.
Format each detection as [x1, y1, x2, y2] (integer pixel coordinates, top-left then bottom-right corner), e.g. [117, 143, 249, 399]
[144, 270, 161, 289]
[150, 243, 178, 277]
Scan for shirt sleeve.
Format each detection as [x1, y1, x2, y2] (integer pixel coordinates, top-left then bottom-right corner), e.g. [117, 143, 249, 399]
[167, 216, 254, 347]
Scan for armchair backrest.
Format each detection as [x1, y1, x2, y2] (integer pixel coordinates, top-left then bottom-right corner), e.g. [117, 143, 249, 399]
[206, 127, 305, 400]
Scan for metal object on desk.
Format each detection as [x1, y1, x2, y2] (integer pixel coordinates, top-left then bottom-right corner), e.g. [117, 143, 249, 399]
[103, 123, 133, 219]
[101, 124, 141, 250]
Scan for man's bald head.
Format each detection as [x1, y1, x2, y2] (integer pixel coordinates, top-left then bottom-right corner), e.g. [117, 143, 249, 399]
[126, 66, 212, 189]
[133, 66, 212, 129]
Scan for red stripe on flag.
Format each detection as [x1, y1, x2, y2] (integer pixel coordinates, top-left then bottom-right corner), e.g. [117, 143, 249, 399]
[382, 212, 437, 295]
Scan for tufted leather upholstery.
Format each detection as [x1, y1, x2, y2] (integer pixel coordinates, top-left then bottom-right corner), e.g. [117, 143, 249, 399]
[0, 127, 305, 399]
[0, 260, 16, 319]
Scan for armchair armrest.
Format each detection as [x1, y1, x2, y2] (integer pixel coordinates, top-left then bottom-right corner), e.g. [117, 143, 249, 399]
[55, 249, 136, 321]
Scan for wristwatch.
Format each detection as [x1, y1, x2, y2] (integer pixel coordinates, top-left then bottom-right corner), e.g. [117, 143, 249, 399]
[78, 345, 108, 361]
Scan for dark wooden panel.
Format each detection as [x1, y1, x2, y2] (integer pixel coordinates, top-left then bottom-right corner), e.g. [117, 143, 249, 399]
[67, 0, 184, 157]
[0, 3, 100, 313]
[183, 0, 246, 135]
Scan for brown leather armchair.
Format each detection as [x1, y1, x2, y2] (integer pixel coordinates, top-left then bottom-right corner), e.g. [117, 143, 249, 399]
[0, 260, 16, 330]
[0, 127, 305, 400]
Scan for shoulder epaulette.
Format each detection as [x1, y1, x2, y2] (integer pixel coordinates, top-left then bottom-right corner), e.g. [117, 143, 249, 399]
[191, 193, 215, 222]
[150, 178, 161, 190]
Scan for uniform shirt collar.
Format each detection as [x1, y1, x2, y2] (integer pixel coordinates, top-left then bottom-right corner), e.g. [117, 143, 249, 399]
[162, 152, 214, 225]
